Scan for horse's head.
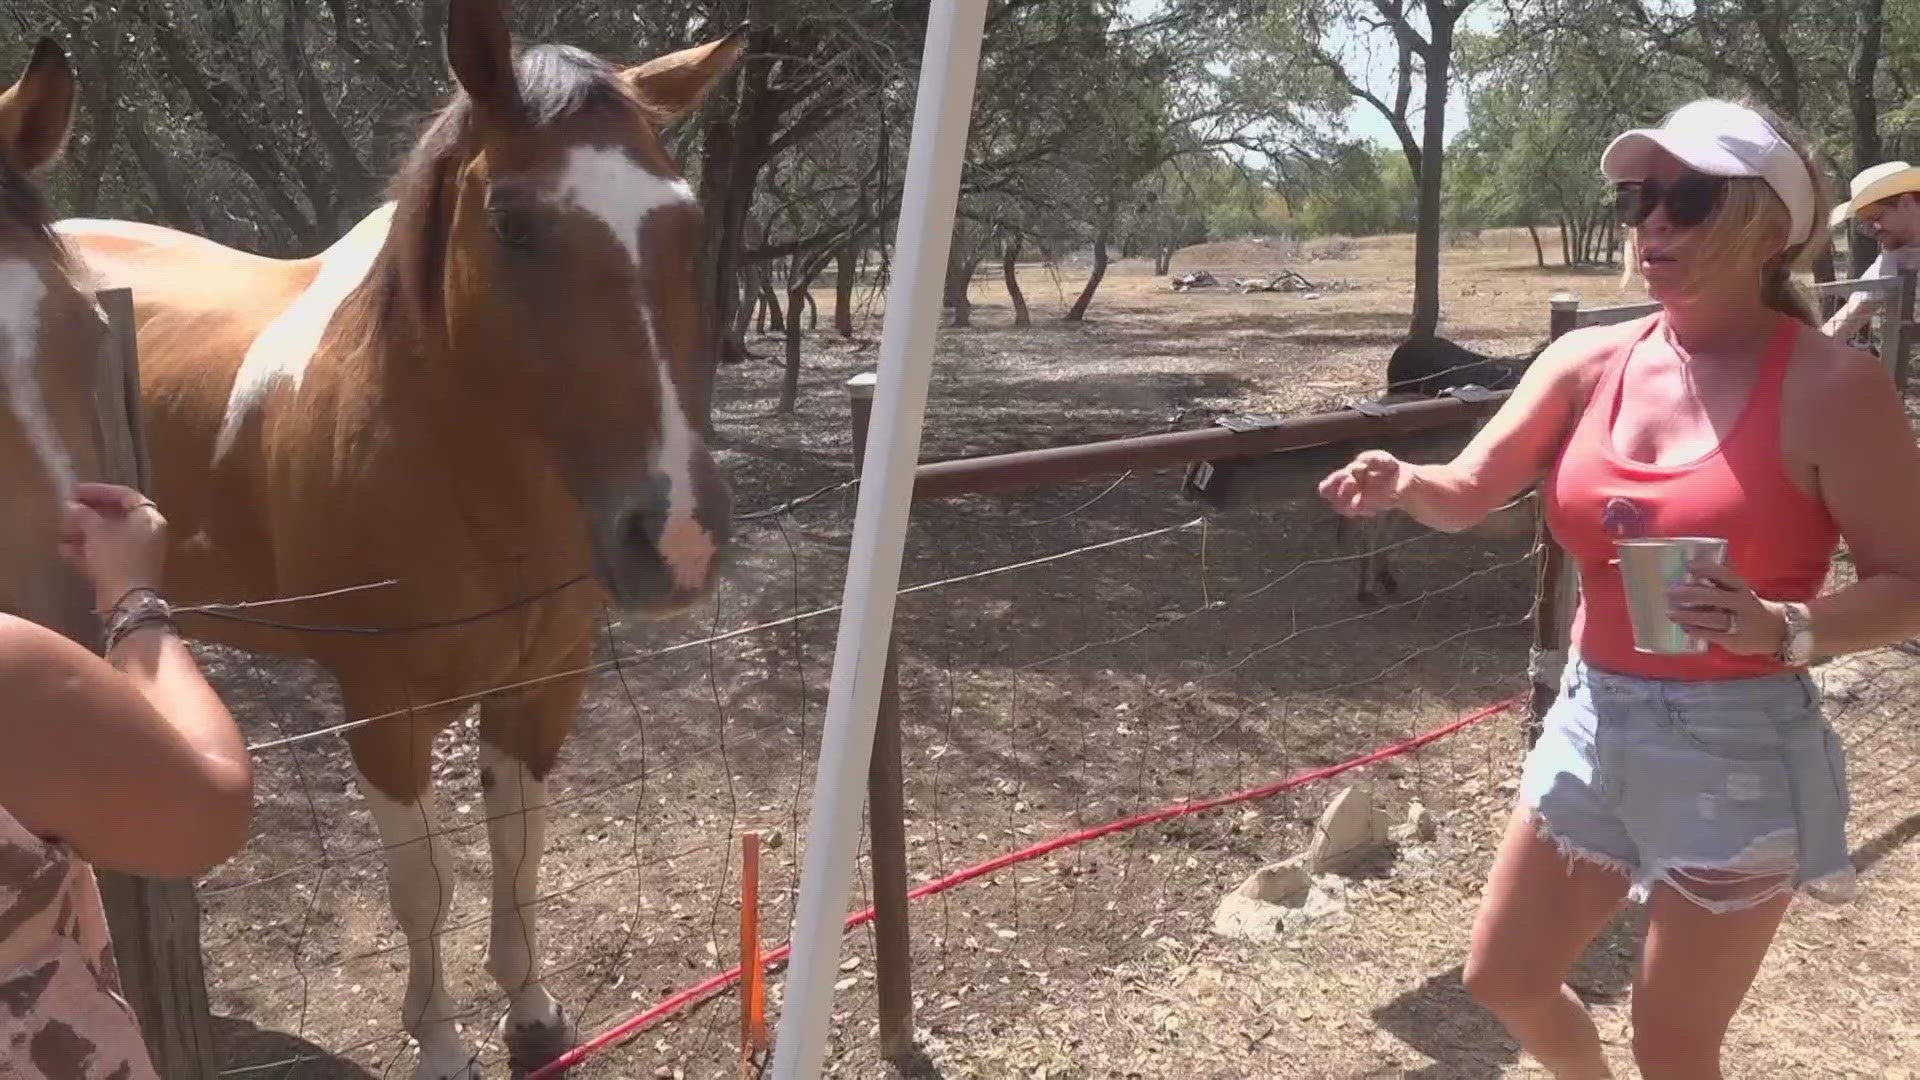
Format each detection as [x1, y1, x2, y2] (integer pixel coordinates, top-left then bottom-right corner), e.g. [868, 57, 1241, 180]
[0, 40, 110, 636]
[384, 0, 743, 615]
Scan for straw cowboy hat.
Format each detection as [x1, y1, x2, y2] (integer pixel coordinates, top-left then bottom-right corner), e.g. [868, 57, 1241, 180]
[1830, 160, 1920, 228]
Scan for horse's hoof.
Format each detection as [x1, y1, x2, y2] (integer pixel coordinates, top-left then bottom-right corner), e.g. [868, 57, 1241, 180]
[501, 1006, 578, 1079]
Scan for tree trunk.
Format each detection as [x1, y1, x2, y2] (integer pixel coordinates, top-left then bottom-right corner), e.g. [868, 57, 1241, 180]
[1004, 234, 1030, 328]
[762, 278, 785, 335]
[121, 112, 206, 235]
[1527, 223, 1546, 268]
[1849, 0, 1888, 277]
[1063, 226, 1109, 323]
[695, 43, 775, 389]
[1559, 217, 1573, 266]
[945, 250, 975, 328]
[804, 289, 818, 331]
[779, 288, 804, 414]
[1154, 244, 1174, 276]
[729, 269, 758, 358]
[64, 40, 120, 216]
[834, 242, 857, 338]
[1407, 14, 1454, 339]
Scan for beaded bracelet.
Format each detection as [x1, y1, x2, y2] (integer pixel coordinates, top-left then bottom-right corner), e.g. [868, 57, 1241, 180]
[102, 588, 175, 655]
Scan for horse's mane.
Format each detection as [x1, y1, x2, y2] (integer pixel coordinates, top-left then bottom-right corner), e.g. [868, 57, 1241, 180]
[356, 42, 657, 349]
[0, 155, 69, 272]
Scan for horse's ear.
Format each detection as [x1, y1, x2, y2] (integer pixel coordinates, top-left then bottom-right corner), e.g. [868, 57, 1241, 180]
[0, 39, 78, 176]
[444, 0, 520, 118]
[621, 26, 748, 123]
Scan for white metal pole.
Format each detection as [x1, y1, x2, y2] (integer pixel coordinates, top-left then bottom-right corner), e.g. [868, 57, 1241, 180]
[768, 1, 988, 1076]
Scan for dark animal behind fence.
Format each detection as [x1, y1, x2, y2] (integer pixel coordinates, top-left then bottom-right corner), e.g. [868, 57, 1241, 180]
[1386, 334, 1546, 397]
[1341, 335, 1547, 600]
[1185, 333, 1544, 602]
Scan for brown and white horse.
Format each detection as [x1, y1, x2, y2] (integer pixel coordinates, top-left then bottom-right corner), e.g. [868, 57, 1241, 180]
[0, 40, 110, 647]
[57, 2, 742, 1075]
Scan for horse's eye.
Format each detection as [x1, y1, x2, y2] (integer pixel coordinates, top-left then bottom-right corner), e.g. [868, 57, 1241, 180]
[487, 204, 536, 249]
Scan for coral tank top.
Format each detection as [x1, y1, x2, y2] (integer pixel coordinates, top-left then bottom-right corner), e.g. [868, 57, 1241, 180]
[1542, 313, 1838, 680]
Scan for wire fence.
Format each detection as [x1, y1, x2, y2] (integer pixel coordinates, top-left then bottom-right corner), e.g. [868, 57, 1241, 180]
[175, 438, 1920, 1079]
[78, 274, 1915, 1078]
[172, 434, 1556, 1080]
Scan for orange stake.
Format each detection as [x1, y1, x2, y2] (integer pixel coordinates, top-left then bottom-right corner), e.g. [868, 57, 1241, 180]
[740, 832, 767, 1076]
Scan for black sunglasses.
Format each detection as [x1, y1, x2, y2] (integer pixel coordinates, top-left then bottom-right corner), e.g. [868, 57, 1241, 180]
[1614, 173, 1727, 230]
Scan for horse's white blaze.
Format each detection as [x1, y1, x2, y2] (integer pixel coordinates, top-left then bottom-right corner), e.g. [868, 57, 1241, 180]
[352, 768, 475, 1080]
[0, 258, 74, 501]
[214, 202, 397, 463]
[549, 146, 713, 587]
[477, 742, 566, 1035]
[550, 144, 694, 268]
[637, 306, 710, 590]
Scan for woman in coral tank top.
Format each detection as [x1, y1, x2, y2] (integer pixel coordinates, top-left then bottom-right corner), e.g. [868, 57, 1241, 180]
[1321, 98, 1920, 1078]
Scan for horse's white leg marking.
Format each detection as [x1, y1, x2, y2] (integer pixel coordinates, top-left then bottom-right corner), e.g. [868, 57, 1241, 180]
[549, 147, 714, 589]
[214, 202, 397, 463]
[0, 259, 76, 499]
[477, 742, 567, 1037]
[352, 767, 477, 1080]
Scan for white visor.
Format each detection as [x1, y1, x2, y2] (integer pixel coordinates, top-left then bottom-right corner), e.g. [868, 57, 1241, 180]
[1600, 99, 1816, 246]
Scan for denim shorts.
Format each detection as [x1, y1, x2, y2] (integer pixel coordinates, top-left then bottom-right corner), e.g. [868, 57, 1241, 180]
[1519, 653, 1855, 912]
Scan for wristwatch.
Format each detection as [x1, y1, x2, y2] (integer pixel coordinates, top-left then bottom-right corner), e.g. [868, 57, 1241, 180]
[1775, 602, 1815, 666]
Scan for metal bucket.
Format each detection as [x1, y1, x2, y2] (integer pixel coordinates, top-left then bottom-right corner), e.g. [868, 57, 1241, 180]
[1614, 536, 1729, 654]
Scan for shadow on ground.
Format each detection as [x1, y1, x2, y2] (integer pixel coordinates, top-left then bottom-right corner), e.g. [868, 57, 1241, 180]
[215, 1014, 386, 1079]
[1368, 907, 1637, 1078]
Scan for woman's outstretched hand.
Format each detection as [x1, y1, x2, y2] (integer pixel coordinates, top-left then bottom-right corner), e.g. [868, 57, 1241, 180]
[1319, 450, 1408, 518]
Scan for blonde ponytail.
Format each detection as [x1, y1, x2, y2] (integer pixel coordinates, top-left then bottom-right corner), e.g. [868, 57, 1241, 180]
[1763, 257, 1820, 326]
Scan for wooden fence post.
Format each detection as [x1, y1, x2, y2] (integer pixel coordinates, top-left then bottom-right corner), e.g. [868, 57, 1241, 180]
[847, 372, 916, 1061]
[86, 288, 220, 1079]
[1888, 269, 1915, 393]
[1526, 296, 1584, 748]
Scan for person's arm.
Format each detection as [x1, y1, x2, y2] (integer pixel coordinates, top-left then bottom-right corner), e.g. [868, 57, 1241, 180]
[1822, 292, 1880, 341]
[0, 481, 252, 878]
[1822, 252, 1889, 340]
[1673, 342, 1920, 658]
[0, 613, 253, 878]
[1321, 324, 1611, 533]
[1790, 350, 1920, 655]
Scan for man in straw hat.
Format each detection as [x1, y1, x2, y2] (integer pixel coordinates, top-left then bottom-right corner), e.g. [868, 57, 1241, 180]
[1823, 159, 1920, 340]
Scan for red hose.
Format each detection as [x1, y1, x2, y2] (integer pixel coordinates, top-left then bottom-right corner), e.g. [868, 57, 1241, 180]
[527, 693, 1522, 1077]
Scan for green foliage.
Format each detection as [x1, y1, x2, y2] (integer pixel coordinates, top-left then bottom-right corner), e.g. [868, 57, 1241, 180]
[1288, 144, 1416, 238]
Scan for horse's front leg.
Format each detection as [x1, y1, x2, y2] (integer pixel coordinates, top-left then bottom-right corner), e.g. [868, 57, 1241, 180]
[477, 658, 587, 1076]
[342, 687, 476, 1080]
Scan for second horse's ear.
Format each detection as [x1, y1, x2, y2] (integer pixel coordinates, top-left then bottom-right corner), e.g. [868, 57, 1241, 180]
[0, 38, 79, 176]
[621, 27, 748, 124]
[445, 0, 521, 121]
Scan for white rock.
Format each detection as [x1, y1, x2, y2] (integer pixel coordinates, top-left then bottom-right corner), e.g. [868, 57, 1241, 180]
[1305, 783, 1393, 872]
[1233, 856, 1313, 903]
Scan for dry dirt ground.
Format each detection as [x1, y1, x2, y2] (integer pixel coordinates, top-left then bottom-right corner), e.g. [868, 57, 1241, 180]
[192, 229, 1920, 1080]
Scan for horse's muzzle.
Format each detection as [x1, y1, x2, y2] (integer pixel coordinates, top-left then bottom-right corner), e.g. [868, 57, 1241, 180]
[588, 461, 733, 615]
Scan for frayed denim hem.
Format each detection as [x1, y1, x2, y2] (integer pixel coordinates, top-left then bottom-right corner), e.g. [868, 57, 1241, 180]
[1527, 812, 1859, 913]
[1527, 808, 1634, 882]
